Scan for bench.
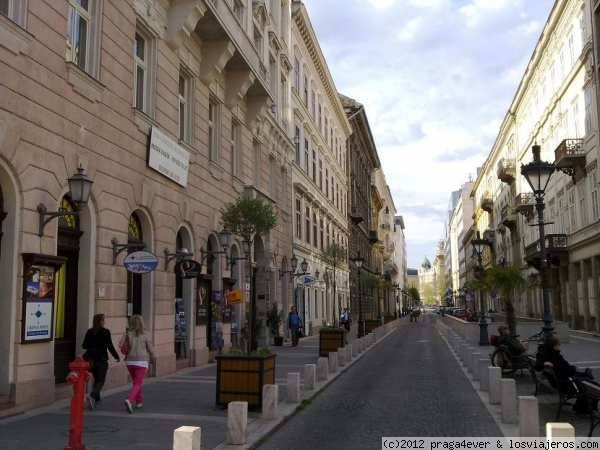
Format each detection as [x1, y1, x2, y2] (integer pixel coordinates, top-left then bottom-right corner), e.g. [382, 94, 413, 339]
[581, 380, 600, 437]
[490, 344, 534, 378]
[532, 366, 585, 421]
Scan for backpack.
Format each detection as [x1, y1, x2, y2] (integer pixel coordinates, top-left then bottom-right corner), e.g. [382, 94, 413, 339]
[490, 334, 499, 346]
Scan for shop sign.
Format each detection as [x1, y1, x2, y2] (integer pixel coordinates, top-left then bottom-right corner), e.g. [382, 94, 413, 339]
[123, 251, 158, 274]
[148, 127, 189, 187]
[298, 275, 316, 286]
[174, 260, 201, 278]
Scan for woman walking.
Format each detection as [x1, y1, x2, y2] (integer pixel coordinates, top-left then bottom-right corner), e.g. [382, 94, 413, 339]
[82, 314, 120, 410]
[120, 314, 155, 413]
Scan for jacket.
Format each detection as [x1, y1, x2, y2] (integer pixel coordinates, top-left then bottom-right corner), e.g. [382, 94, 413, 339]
[82, 327, 119, 361]
[120, 330, 155, 362]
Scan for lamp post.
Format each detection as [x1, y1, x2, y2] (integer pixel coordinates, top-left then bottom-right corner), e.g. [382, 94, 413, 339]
[521, 143, 555, 334]
[352, 252, 365, 338]
[472, 231, 490, 346]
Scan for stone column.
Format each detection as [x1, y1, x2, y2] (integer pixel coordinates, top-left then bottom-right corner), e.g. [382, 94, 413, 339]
[262, 384, 278, 420]
[518, 396, 539, 437]
[286, 373, 300, 403]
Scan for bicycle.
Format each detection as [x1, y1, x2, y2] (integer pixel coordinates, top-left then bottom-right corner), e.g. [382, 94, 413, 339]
[489, 330, 546, 375]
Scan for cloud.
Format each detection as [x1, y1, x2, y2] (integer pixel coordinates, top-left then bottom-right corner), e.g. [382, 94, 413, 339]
[301, 0, 553, 268]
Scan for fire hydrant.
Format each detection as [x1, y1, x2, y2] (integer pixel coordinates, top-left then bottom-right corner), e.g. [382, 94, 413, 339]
[65, 355, 90, 450]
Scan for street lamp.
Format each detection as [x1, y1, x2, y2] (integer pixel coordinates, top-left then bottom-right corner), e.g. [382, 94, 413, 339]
[521, 142, 555, 335]
[351, 252, 365, 338]
[472, 231, 490, 346]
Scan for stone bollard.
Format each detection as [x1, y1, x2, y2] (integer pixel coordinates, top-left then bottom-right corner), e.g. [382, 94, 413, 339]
[346, 345, 353, 362]
[226, 401, 247, 445]
[351, 342, 358, 357]
[328, 352, 338, 373]
[489, 367, 502, 404]
[337, 348, 346, 366]
[173, 426, 201, 450]
[304, 364, 316, 390]
[479, 360, 490, 391]
[262, 384, 278, 420]
[518, 396, 539, 437]
[546, 423, 574, 439]
[465, 347, 475, 372]
[317, 357, 329, 380]
[472, 353, 482, 380]
[286, 373, 300, 403]
[501, 379, 518, 424]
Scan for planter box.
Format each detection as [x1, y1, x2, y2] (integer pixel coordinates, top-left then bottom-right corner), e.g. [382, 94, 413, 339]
[383, 315, 395, 324]
[364, 319, 380, 334]
[319, 331, 346, 357]
[215, 354, 276, 410]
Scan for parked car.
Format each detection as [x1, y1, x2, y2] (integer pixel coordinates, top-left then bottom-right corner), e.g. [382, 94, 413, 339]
[452, 309, 470, 320]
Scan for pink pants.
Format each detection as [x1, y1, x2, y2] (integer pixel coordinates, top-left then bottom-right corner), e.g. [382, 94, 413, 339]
[126, 365, 147, 404]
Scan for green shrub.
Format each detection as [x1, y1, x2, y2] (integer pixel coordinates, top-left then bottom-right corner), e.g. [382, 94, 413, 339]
[319, 326, 347, 333]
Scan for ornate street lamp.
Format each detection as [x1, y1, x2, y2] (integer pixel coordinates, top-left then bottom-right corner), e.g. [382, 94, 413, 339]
[521, 143, 556, 334]
[472, 231, 490, 346]
[351, 252, 365, 338]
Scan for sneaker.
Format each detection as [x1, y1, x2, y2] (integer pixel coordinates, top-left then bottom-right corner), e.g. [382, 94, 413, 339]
[87, 395, 95, 411]
[135, 403, 143, 409]
[95, 400, 103, 407]
[124, 399, 133, 414]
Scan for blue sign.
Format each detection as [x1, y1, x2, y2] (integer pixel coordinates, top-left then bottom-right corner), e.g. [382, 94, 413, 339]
[123, 251, 159, 274]
[298, 275, 316, 286]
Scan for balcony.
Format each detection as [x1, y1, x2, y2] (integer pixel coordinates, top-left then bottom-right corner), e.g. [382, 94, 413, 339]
[514, 193, 534, 220]
[369, 230, 379, 245]
[497, 158, 516, 184]
[500, 205, 518, 232]
[554, 139, 586, 178]
[483, 228, 495, 243]
[524, 234, 568, 270]
[480, 191, 493, 213]
[349, 206, 364, 225]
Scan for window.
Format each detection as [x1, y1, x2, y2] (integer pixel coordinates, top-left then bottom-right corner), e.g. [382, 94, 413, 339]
[66, 0, 91, 71]
[253, 139, 260, 186]
[591, 169, 599, 221]
[319, 216, 324, 250]
[253, 27, 263, 54]
[231, 121, 241, 177]
[325, 168, 329, 198]
[179, 72, 193, 144]
[295, 199, 302, 239]
[294, 57, 300, 92]
[312, 212, 317, 247]
[573, 102, 580, 138]
[305, 206, 310, 243]
[568, 187, 577, 231]
[0, 0, 8, 16]
[558, 197, 566, 233]
[294, 126, 300, 164]
[233, 0, 245, 23]
[209, 99, 220, 162]
[568, 34, 575, 66]
[281, 168, 288, 211]
[585, 89, 593, 135]
[578, 182, 588, 226]
[303, 74, 308, 105]
[311, 90, 316, 118]
[133, 28, 158, 116]
[318, 159, 323, 189]
[304, 139, 309, 173]
[269, 155, 275, 197]
[312, 149, 316, 183]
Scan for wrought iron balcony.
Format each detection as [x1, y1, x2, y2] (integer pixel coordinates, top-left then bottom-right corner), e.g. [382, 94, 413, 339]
[524, 234, 568, 270]
[554, 138, 585, 178]
[497, 158, 516, 184]
[514, 193, 534, 220]
[369, 230, 379, 245]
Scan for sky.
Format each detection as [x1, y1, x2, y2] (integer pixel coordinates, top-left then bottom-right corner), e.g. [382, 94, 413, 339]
[300, 0, 555, 269]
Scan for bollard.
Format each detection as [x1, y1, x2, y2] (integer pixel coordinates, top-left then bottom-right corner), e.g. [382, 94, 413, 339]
[64, 355, 91, 450]
[173, 426, 201, 450]
[226, 401, 248, 445]
[262, 384, 278, 420]
[304, 364, 316, 390]
[519, 396, 539, 437]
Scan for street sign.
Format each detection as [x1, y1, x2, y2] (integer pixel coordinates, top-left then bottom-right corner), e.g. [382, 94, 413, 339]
[123, 251, 158, 274]
[298, 275, 316, 286]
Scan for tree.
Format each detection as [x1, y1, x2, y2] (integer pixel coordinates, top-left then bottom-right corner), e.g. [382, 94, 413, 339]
[407, 286, 420, 309]
[319, 243, 347, 325]
[220, 195, 278, 353]
[483, 264, 531, 335]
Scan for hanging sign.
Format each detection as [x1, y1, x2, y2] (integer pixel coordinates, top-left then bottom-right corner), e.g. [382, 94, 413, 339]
[227, 289, 243, 304]
[123, 251, 158, 274]
[174, 260, 201, 278]
[298, 275, 316, 286]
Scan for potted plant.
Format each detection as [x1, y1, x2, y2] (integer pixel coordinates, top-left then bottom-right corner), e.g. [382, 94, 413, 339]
[318, 326, 348, 357]
[266, 302, 284, 346]
[215, 346, 275, 410]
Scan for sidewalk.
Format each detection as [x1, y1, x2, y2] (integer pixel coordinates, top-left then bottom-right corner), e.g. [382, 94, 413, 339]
[0, 321, 397, 450]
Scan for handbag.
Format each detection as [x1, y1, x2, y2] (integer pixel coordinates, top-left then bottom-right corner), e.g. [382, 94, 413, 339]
[297, 328, 303, 338]
[119, 334, 130, 355]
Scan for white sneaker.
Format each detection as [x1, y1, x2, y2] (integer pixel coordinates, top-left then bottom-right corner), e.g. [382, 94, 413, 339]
[135, 403, 143, 409]
[87, 395, 95, 411]
[124, 399, 133, 414]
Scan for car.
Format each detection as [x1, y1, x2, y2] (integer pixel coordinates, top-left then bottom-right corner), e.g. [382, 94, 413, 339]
[452, 309, 469, 320]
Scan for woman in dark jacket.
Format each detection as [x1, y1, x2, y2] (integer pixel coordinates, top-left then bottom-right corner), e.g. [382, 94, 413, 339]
[82, 314, 120, 410]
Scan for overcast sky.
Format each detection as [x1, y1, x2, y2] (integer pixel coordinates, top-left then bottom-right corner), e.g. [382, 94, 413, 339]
[300, 0, 554, 269]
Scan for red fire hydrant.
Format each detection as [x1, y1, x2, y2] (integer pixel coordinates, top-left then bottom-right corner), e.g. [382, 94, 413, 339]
[65, 355, 90, 450]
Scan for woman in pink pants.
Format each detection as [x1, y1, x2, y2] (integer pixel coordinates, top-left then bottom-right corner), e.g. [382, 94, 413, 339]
[119, 314, 155, 413]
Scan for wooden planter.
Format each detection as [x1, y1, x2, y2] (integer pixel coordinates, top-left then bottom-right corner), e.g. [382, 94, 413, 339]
[319, 331, 346, 357]
[215, 353, 276, 410]
[383, 315, 395, 324]
[364, 319, 380, 334]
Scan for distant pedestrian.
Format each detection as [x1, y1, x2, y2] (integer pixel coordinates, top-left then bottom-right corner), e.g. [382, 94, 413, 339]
[120, 314, 155, 413]
[344, 308, 352, 331]
[288, 306, 302, 347]
[82, 314, 120, 410]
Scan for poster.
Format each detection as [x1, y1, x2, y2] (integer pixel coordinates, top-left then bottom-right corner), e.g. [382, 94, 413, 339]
[23, 265, 55, 342]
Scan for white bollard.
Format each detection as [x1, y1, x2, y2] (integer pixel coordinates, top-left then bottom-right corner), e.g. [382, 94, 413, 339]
[546, 423, 574, 439]
[317, 357, 329, 380]
[304, 364, 316, 390]
[226, 401, 247, 445]
[346, 345, 353, 362]
[337, 348, 346, 366]
[351, 342, 358, 357]
[262, 384, 278, 420]
[479, 360, 490, 391]
[501, 379, 518, 424]
[472, 353, 482, 380]
[489, 367, 502, 404]
[286, 372, 300, 403]
[328, 352, 338, 373]
[518, 396, 539, 437]
[173, 426, 201, 450]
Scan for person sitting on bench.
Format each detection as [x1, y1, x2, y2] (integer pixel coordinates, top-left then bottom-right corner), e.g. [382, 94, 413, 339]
[536, 332, 596, 413]
[497, 325, 527, 358]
